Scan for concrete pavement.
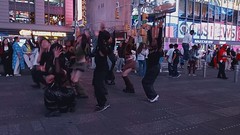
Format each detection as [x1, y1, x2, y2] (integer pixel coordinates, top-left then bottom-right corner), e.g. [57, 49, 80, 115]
[0, 67, 240, 135]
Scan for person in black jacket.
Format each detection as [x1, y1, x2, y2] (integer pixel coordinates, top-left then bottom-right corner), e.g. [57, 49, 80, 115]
[1, 38, 13, 76]
[142, 39, 160, 103]
[92, 23, 111, 112]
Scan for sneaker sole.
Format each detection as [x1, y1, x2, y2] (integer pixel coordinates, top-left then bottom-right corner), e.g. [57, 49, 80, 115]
[96, 104, 110, 112]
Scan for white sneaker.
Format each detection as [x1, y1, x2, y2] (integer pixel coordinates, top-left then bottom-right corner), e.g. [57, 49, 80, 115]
[116, 70, 121, 73]
[14, 74, 21, 76]
[6, 74, 9, 77]
[192, 74, 197, 76]
[149, 95, 159, 103]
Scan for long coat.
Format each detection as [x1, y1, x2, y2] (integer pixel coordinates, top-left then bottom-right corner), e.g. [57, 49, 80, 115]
[12, 42, 25, 70]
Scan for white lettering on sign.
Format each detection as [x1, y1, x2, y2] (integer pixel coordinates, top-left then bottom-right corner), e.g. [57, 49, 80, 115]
[194, 40, 214, 44]
[178, 21, 236, 41]
[19, 30, 67, 37]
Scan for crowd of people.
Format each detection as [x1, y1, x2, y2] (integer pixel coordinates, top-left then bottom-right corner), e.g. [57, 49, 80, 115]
[0, 25, 240, 117]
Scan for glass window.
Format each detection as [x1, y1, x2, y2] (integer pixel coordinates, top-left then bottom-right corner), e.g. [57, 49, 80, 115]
[9, 0, 35, 24]
[49, 14, 64, 26]
[215, 6, 221, 22]
[45, 0, 65, 25]
[238, 11, 240, 25]
[14, 11, 34, 23]
[179, 0, 186, 18]
[233, 10, 237, 25]
[227, 9, 233, 23]
[208, 4, 214, 22]
[194, 2, 201, 20]
[49, 0, 59, 7]
[220, 7, 226, 23]
[187, 0, 194, 18]
[202, 4, 208, 21]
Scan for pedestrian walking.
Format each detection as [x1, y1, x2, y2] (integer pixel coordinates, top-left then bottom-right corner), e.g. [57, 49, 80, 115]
[217, 44, 228, 79]
[12, 36, 25, 76]
[1, 38, 13, 77]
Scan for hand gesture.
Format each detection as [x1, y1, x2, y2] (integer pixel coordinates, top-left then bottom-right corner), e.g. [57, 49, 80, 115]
[53, 47, 63, 58]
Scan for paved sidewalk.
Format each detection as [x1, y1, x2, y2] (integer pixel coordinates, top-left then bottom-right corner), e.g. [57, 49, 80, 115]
[0, 67, 239, 135]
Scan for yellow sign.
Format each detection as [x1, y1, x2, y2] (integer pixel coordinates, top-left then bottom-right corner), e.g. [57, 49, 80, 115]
[19, 30, 66, 37]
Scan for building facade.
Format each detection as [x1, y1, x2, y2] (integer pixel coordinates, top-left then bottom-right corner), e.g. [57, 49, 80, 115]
[86, 0, 240, 49]
[0, 0, 74, 40]
[164, 0, 240, 47]
[86, 0, 132, 32]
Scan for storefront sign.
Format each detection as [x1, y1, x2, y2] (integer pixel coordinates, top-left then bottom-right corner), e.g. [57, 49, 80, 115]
[194, 39, 214, 44]
[19, 30, 66, 37]
[178, 21, 236, 41]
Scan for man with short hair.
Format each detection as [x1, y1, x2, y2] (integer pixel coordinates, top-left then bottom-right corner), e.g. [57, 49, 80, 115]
[172, 44, 181, 78]
[166, 44, 174, 77]
[182, 30, 194, 61]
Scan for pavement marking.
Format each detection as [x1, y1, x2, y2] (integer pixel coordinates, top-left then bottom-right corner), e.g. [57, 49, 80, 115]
[220, 123, 240, 131]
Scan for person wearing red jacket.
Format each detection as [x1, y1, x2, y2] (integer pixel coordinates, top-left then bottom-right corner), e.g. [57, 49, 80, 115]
[217, 44, 228, 79]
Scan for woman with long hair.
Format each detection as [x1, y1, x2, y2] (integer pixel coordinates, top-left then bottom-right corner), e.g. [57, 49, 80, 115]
[122, 36, 136, 93]
[70, 34, 89, 98]
[1, 38, 13, 76]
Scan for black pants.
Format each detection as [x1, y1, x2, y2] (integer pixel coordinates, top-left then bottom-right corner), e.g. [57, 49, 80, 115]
[93, 70, 108, 107]
[142, 64, 160, 99]
[218, 62, 227, 78]
[3, 59, 13, 75]
[182, 43, 189, 60]
[168, 63, 173, 76]
[172, 63, 179, 77]
[31, 66, 47, 85]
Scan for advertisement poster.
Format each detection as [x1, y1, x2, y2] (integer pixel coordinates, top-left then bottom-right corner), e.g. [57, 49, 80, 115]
[178, 21, 236, 41]
[154, 0, 176, 13]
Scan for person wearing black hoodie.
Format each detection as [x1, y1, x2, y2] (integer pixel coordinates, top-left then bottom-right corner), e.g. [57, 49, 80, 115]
[142, 39, 161, 103]
[92, 23, 111, 112]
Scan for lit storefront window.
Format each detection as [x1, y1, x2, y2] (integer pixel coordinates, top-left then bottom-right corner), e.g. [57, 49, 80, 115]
[45, 0, 64, 7]
[45, 0, 65, 26]
[9, 0, 35, 24]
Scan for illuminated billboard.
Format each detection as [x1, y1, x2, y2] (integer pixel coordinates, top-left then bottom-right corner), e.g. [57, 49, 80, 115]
[154, 0, 176, 13]
[178, 21, 236, 41]
[77, 0, 87, 26]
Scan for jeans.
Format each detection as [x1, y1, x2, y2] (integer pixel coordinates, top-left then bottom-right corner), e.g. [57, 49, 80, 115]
[182, 43, 189, 60]
[117, 58, 124, 71]
[142, 64, 160, 99]
[168, 63, 173, 76]
[188, 60, 196, 74]
[138, 60, 146, 77]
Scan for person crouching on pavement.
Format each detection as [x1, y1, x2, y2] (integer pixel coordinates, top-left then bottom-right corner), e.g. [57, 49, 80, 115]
[217, 44, 228, 79]
[142, 39, 160, 103]
[122, 36, 136, 93]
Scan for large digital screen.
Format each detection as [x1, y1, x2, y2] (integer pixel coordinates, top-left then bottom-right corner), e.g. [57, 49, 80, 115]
[178, 21, 236, 41]
[154, 0, 176, 13]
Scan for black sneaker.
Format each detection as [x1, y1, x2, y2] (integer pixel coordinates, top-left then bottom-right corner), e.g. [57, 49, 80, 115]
[95, 104, 110, 112]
